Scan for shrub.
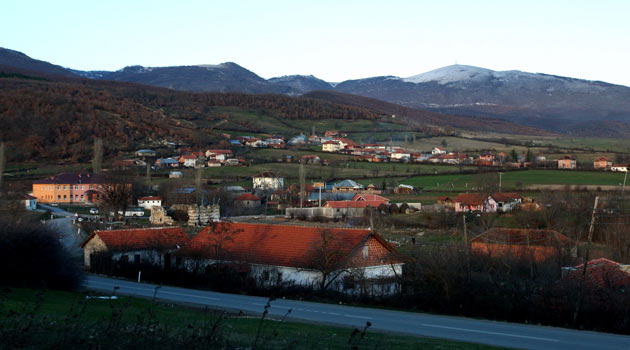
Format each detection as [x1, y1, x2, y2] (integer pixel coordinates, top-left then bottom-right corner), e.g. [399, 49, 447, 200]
[0, 217, 83, 290]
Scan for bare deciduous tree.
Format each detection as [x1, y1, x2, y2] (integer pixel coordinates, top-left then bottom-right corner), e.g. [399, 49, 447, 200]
[0, 142, 5, 196]
[92, 137, 103, 174]
[306, 229, 348, 291]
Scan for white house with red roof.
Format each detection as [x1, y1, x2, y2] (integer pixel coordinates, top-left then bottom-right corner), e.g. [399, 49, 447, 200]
[253, 171, 284, 191]
[205, 149, 233, 163]
[180, 222, 403, 294]
[180, 154, 199, 168]
[322, 140, 343, 152]
[432, 147, 447, 155]
[234, 193, 261, 208]
[137, 196, 162, 209]
[81, 227, 189, 269]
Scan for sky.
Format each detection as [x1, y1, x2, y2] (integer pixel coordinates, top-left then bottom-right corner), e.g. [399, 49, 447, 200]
[2, 0, 629, 86]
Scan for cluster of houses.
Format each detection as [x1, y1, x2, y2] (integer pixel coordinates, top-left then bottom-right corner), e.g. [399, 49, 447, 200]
[438, 192, 526, 213]
[228, 135, 287, 148]
[155, 148, 241, 169]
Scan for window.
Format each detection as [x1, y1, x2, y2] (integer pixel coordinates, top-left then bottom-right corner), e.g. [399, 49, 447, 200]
[81, 195, 84, 201]
[343, 275, 355, 290]
[362, 245, 369, 259]
[89, 185, 93, 190]
[263, 271, 270, 281]
[75, 185, 79, 190]
[63, 185, 66, 190]
[175, 256, 182, 266]
[63, 195, 67, 200]
[57, 195, 61, 200]
[276, 272, 283, 283]
[57, 185, 61, 190]
[120, 255, 129, 263]
[81, 185, 84, 190]
[134, 254, 141, 264]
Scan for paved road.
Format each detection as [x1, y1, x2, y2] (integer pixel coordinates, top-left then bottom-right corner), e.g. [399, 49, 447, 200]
[85, 275, 630, 350]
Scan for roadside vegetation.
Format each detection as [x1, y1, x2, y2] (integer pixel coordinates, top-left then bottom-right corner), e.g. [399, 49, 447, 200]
[0, 288, 503, 350]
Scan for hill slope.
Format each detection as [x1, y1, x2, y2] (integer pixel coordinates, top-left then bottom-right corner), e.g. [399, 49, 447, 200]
[0, 48, 77, 78]
[0, 76, 378, 161]
[303, 90, 551, 135]
[334, 65, 630, 128]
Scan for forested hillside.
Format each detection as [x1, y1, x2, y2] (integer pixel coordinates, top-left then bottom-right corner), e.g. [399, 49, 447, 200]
[0, 76, 378, 161]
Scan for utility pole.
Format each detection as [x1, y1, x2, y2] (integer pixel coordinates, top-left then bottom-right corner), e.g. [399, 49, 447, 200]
[573, 195, 599, 325]
[623, 171, 627, 194]
[463, 214, 470, 273]
[318, 182, 322, 207]
[498, 172, 503, 192]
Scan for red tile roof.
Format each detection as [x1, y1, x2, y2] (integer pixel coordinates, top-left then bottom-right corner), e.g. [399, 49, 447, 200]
[206, 149, 233, 154]
[352, 194, 390, 203]
[562, 258, 630, 290]
[139, 196, 162, 201]
[181, 222, 398, 268]
[82, 227, 189, 251]
[471, 228, 573, 247]
[235, 193, 260, 201]
[33, 172, 109, 185]
[455, 193, 490, 206]
[491, 192, 521, 202]
[324, 200, 385, 209]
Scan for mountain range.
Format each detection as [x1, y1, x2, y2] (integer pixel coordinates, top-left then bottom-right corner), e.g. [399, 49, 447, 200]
[2, 46, 630, 136]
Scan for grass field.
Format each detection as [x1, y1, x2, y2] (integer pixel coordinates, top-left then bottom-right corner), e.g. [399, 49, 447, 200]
[403, 170, 627, 191]
[0, 288, 504, 350]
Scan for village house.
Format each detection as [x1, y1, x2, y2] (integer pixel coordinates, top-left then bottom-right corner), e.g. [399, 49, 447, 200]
[393, 184, 414, 194]
[137, 196, 162, 209]
[81, 227, 189, 269]
[179, 223, 403, 294]
[332, 179, 364, 192]
[491, 192, 522, 212]
[265, 137, 286, 148]
[179, 154, 199, 168]
[253, 171, 284, 191]
[135, 149, 157, 157]
[300, 155, 321, 164]
[436, 196, 455, 210]
[156, 157, 180, 168]
[113, 159, 146, 170]
[454, 193, 497, 212]
[471, 228, 575, 262]
[234, 193, 261, 209]
[593, 156, 613, 170]
[4, 193, 37, 211]
[557, 155, 577, 169]
[205, 149, 233, 163]
[611, 164, 629, 172]
[322, 140, 343, 152]
[432, 147, 447, 155]
[169, 171, 183, 179]
[32, 173, 128, 205]
[308, 135, 321, 144]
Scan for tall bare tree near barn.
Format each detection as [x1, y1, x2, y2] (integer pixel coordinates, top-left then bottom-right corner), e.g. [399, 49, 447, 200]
[307, 229, 348, 291]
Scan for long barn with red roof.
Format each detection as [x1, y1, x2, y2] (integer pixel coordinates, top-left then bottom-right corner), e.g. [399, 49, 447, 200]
[180, 222, 403, 294]
[81, 227, 189, 268]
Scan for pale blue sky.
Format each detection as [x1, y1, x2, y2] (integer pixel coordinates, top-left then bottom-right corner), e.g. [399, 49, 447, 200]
[2, 0, 629, 85]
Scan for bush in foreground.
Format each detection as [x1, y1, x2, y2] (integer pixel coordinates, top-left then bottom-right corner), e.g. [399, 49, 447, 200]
[0, 217, 83, 290]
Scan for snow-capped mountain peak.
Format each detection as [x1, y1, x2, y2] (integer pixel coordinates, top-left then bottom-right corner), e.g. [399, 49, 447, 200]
[403, 64, 495, 84]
